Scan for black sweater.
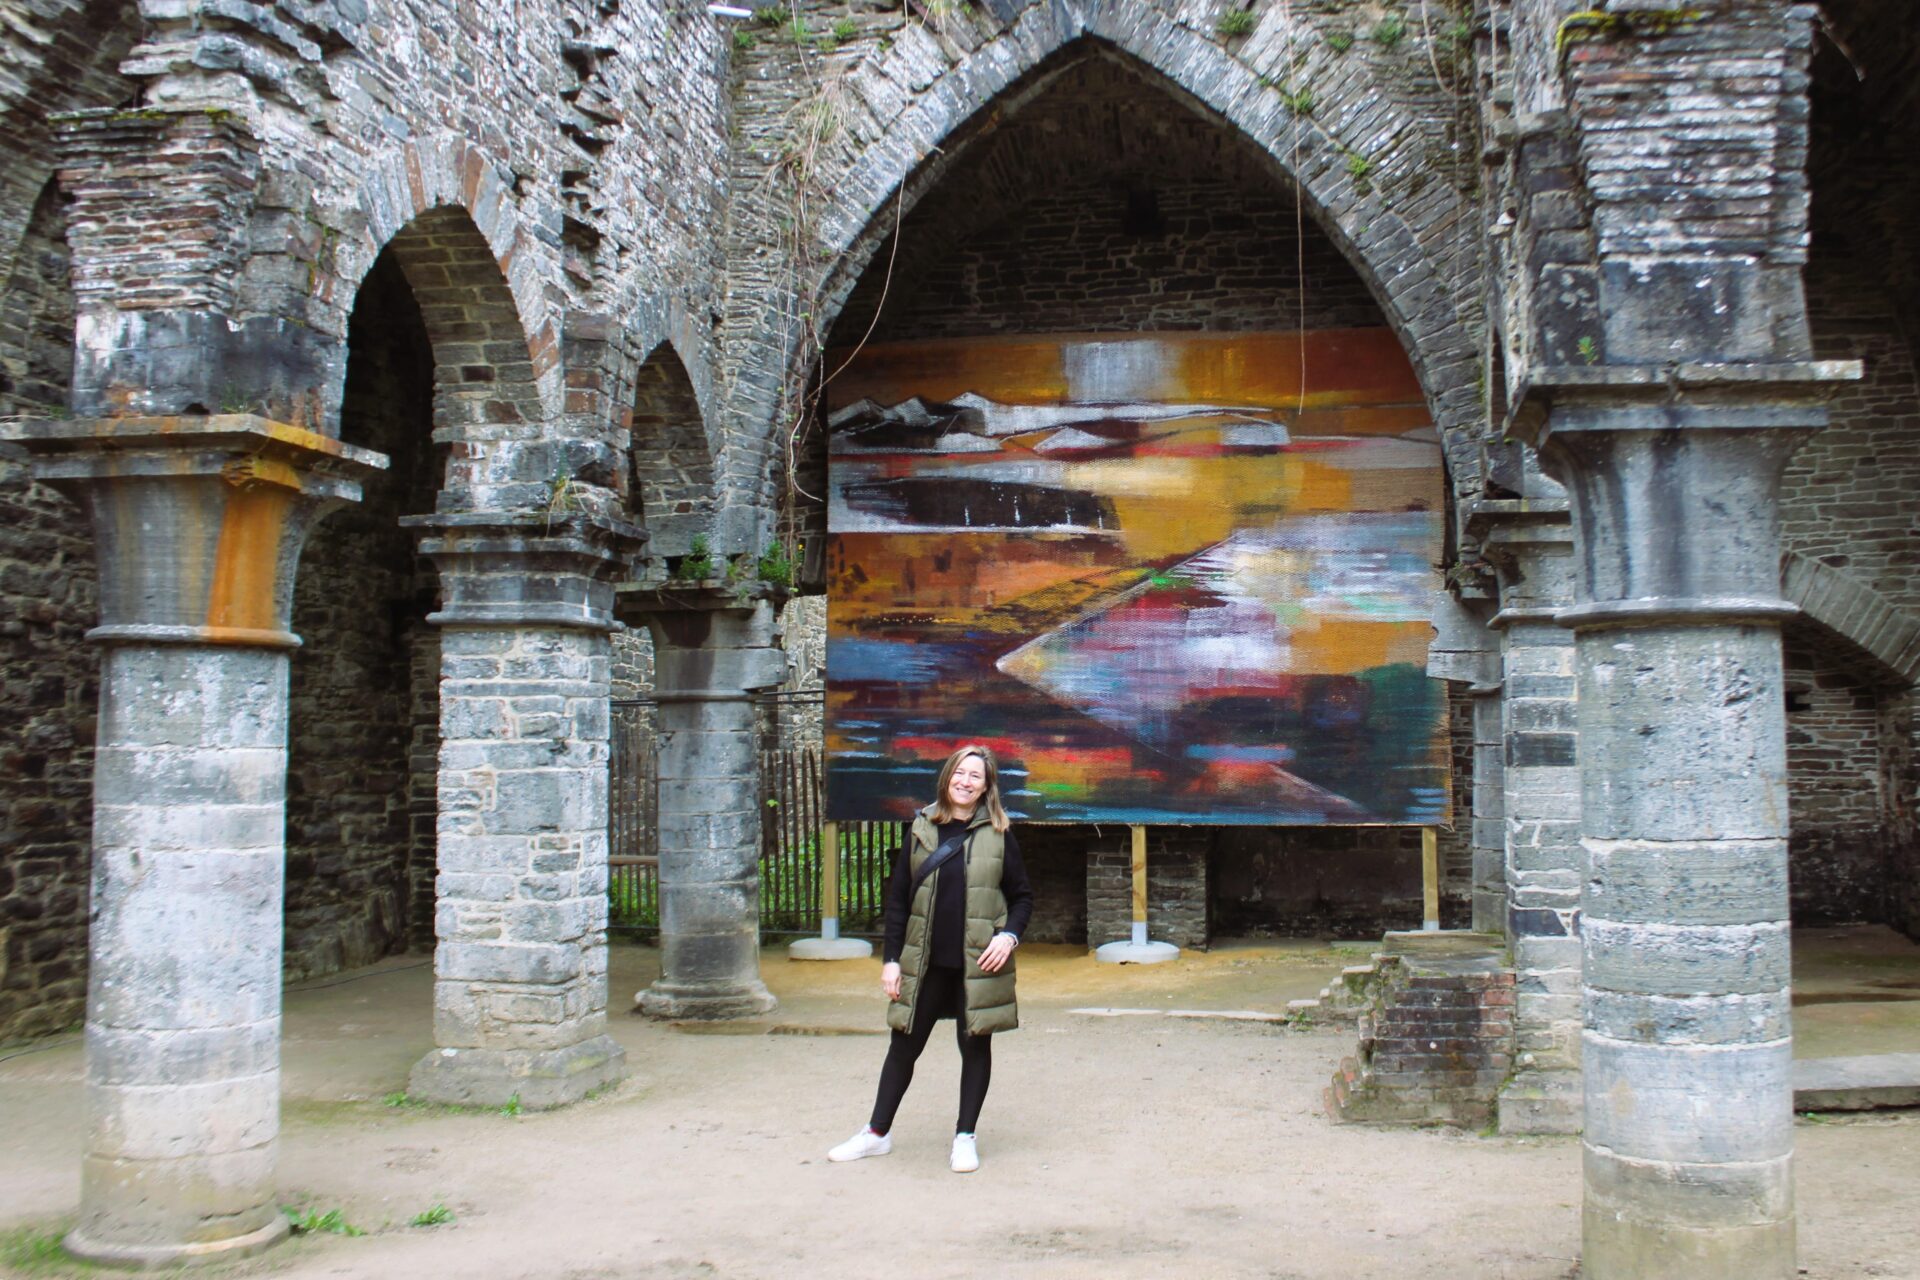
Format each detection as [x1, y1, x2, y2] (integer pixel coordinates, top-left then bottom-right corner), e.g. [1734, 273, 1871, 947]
[882, 821, 1034, 967]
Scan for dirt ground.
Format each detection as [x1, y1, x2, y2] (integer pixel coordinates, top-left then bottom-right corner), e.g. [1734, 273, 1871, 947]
[3, 937, 1919, 1280]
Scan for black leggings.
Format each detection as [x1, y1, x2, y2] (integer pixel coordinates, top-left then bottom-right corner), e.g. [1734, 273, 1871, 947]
[869, 966, 992, 1136]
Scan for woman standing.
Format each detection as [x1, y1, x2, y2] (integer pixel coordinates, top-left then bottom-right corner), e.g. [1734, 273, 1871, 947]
[828, 745, 1034, 1173]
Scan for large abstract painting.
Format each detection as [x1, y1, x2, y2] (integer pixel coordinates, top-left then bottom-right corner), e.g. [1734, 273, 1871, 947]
[824, 330, 1449, 825]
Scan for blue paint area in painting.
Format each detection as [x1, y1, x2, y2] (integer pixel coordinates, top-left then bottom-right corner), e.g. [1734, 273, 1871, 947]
[826, 638, 963, 685]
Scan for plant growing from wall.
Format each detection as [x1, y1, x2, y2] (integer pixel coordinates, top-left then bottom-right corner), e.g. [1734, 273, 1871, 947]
[1325, 28, 1353, 53]
[1554, 8, 1705, 69]
[674, 534, 715, 581]
[1373, 14, 1407, 47]
[1216, 8, 1256, 39]
[756, 541, 797, 589]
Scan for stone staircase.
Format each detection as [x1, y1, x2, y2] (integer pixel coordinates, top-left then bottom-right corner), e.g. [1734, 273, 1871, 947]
[1313, 932, 1516, 1128]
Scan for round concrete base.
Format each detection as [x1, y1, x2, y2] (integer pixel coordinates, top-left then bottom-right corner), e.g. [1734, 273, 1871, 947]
[788, 936, 873, 960]
[65, 1212, 290, 1270]
[1094, 940, 1181, 964]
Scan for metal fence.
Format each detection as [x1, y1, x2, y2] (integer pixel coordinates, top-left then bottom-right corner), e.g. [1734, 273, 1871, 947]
[608, 698, 659, 936]
[606, 691, 902, 939]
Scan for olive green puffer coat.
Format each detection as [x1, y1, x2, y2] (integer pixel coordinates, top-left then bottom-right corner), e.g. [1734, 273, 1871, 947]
[887, 805, 1019, 1037]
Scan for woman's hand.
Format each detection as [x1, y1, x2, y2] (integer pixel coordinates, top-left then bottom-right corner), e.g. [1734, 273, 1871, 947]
[881, 961, 902, 1000]
[979, 933, 1017, 974]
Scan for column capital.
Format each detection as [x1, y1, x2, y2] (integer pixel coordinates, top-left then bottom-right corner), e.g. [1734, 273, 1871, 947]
[1505, 360, 1862, 451]
[1499, 363, 1862, 631]
[0, 414, 385, 648]
[615, 584, 788, 698]
[403, 511, 646, 633]
[1467, 498, 1577, 627]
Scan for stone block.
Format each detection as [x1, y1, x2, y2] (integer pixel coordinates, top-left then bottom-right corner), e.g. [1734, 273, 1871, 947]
[437, 941, 583, 985]
[1583, 918, 1790, 996]
[1583, 1035, 1793, 1163]
[408, 1034, 626, 1109]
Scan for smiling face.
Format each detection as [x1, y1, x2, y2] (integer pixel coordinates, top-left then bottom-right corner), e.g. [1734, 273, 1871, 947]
[945, 754, 988, 814]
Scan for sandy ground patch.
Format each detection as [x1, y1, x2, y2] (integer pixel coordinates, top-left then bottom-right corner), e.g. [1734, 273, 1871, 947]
[2, 939, 1917, 1279]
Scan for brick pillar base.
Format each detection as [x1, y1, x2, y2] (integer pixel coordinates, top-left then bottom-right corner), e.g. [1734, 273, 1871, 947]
[1085, 832, 1208, 949]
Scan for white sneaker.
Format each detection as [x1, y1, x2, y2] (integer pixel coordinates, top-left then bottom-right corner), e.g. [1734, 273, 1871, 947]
[828, 1127, 891, 1162]
[950, 1132, 979, 1173]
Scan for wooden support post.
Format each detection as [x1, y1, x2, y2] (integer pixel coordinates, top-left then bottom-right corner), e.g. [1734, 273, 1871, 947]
[1095, 824, 1177, 963]
[1422, 827, 1440, 932]
[787, 818, 869, 959]
[1130, 824, 1148, 945]
[820, 820, 840, 941]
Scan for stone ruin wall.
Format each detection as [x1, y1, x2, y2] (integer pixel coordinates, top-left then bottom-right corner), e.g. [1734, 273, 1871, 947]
[7, 0, 1920, 1040]
[0, 0, 739, 1041]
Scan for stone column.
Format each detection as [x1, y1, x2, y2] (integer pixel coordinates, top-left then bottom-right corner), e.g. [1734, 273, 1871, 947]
[404, 513, 641, 1108]
[0, 415, 383, 1267]
[1427, 590, 1503, 932]
[1519, 363, 1856, 1278]
[620, 586, 785, 1019]
[1474, 499, 1584, 1134]
[1469, 683, 1507, 933]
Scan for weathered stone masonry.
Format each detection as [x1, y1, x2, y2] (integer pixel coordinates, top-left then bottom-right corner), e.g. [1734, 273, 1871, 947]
[3, 3, 1918, 1279]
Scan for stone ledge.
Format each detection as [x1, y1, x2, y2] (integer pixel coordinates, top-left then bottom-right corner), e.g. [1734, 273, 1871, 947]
[1794, 1053, 1920, 1112]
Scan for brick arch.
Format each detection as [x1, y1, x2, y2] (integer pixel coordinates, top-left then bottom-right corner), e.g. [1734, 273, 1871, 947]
[370, 205, 547, 445]
[0, 180, 75, 415]
[337, 137, 562, 429]
[794, 1, 1483, 492]
[628, 339, 718, 557]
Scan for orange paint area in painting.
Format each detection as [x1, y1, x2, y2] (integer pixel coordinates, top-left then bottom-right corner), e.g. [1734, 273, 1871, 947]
[824, 338, 1070, 408]
[205, 486, 293, 636]
[1286, 618, 1432, 676]
[830, 533, 1135, 627]
[825, 329, 1425, 430]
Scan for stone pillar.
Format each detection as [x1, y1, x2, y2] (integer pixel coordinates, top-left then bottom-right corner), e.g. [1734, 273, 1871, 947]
[1474, 499, 1584, 1133]
[620, 586, 785, 1019]
[1469, 684, 1507, 933]
[0, 415, 382, 1267]
[404, 513, 641, 1108]
[1519, 363, 1856, 1278]
[1427, 591, 1503, 932]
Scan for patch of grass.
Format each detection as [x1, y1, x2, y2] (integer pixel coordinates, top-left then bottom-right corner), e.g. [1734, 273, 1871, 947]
[732, 28, 757, 52]
[0, 1225, 73, 1275]
[408, 1203, 455, 1228]
[284, 1206, 364, 1238]
[1215, 8, 1256, 38]
[375, 1091, 523, 1120]
[752, 4, 783, 24]
[1325, 28, 1354, 52]
[1373, 15, 1407, 47]
[1576, 335, 1599, 365]
[1345, 150, 1374, 181]
[832, 17, 858, 42]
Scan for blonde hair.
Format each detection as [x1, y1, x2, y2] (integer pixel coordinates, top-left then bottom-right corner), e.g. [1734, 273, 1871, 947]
[931, 745, 1010, 832]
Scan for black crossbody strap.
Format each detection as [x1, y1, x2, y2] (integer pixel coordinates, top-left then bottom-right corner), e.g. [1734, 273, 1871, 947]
[909, 831, 970, 896]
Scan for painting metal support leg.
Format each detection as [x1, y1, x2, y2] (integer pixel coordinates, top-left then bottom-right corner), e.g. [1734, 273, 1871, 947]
[1096, 825, 1179, 964]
